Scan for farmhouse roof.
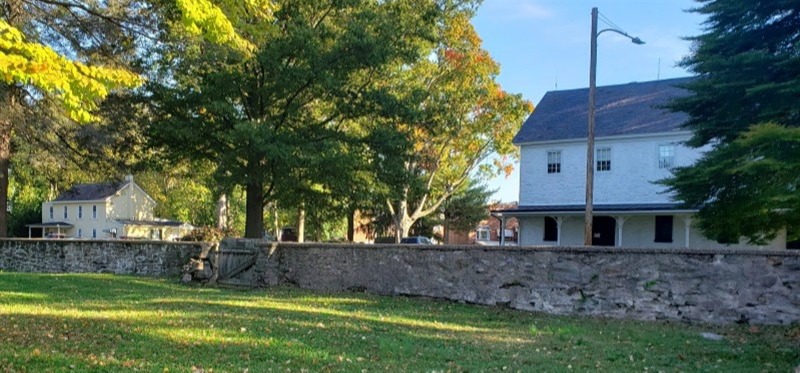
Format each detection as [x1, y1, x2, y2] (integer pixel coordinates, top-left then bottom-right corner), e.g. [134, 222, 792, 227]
[513, 77, 694, 144]
[52, 181, 129, 202]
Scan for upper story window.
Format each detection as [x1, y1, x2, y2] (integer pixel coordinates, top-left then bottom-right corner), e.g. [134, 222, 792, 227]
[63, 206, 68, 220]
[547, 151, 561, 174]
[78, 206, 83, 219]
[49, 206, 53, 220]
[92, 205, 97, 219]
[596, 147, 611, 172]
[658, 144, 675, 169]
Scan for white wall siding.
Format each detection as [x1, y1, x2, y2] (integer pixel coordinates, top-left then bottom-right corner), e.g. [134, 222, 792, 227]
[517, 215, 787, 250]
[519, 133, 704, 206]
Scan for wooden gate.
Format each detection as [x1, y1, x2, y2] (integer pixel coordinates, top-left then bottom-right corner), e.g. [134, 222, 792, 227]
[215, 247, 257, 286]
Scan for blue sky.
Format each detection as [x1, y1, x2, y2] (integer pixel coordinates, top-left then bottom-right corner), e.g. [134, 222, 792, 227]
[472, 0, 706, 202]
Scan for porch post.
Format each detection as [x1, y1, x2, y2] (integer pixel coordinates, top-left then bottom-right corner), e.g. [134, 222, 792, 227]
[615, 216, 627, 248]
[556, 216, 565, 246]
[499, 216, 507, 246]
[684, 217, 692, 248]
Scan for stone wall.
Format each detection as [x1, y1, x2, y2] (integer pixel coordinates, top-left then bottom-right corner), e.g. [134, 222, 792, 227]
[0, 239, 203, 276]
[1, 238, 798, 325]
[236, 241, 800, 325]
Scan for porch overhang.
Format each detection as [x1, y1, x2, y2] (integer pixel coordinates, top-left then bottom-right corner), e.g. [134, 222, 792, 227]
[491, 203, 698, 218]
[26, 222, 74, 229]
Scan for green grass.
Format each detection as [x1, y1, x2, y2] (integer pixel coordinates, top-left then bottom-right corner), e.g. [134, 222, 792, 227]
[0, 273, 797, 372]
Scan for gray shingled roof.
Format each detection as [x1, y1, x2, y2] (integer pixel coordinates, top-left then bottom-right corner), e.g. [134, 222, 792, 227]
[513, 77, 694, 144]
[53, 181, 129, 202]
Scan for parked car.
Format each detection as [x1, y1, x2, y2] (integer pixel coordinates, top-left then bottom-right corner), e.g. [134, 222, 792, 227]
[280, 227, 298, 242]
[400, 236, 433, 244]
[45, 233, 68, 239]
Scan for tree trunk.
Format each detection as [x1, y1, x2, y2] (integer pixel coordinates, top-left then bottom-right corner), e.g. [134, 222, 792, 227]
[313, 209, 321, 242]
[443, 218, 450, 244]
[272, 203, 280, 241]
[296, 203, 305, 243]
[0, 116, 10, 238]
[391, 200, 414, 243]
[215, 193, 228, 230]
[347, 208, 355, 242]
[244, 183, 263, 238]
[0, 0, 23, 238]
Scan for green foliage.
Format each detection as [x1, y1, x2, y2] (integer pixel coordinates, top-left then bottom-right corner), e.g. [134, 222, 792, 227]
[179, 226, 234, 242]
[0, 20, 142, 123]
[443, 180, 495, 233]
[665, 124, 800, 243]
[134, 166, 220, 228]
[7, 182, 45, 238]
[149, 0, 442, 238]
[0, 273, 797, 371]
[373, 5, 532, 238]
[663, 0, 800, 242]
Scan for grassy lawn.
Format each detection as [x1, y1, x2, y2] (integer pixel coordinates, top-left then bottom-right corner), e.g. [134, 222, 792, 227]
[0, 273, 796, 372]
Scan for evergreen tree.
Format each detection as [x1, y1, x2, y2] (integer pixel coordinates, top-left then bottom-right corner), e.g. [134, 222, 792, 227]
[663, 0, 800, 243]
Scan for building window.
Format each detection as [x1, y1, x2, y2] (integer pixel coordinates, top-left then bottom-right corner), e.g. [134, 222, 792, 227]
[49, 206, 53, 220]
[596, 147, 611, 171]
[654, 216, 673, 243]
[63, 206, 68, 220]
[658, 144, 675, 169]
[77, 229, 82, 238]
[543, 217, 558, 242]
[92, 229, 97, 238]
[547, 151, 561, 174]
[78, 206, 83, 219]
[92, 205, 97, 219]
[477, 228, 490, 241]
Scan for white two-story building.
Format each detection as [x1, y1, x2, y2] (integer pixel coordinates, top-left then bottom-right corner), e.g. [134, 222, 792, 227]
[28, 175, 194, 240]
[494, 77, 786, 249]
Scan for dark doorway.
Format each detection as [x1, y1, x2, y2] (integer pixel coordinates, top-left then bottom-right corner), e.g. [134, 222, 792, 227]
[592, 216, 616, 246]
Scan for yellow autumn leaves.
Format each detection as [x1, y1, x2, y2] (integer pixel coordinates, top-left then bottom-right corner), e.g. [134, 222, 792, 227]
[0, 19, 142, 123]
[175, 0, 278, 55]
[0, 0, 278, 123]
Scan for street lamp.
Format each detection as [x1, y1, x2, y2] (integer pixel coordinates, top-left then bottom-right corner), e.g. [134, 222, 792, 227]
[584, 7, 645, 246]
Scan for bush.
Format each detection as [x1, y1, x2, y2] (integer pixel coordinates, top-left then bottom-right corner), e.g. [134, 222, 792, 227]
[180, 226, 237, 242]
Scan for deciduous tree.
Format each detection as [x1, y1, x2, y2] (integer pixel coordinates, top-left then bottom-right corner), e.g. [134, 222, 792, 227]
[375, 8, 531, 240]
[148, 0, 440, 238]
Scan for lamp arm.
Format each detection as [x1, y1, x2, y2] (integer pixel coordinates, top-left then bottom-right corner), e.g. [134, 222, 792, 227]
[597, 28, 645, 44]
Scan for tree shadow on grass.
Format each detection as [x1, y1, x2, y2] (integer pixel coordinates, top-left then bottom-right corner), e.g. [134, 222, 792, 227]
[0, 273, 798, 372]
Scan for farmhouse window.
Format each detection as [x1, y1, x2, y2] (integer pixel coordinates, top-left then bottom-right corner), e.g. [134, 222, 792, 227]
[547, 151, 561, 174]
[596, 147, 611, 171]
[658, 144, 675, 169]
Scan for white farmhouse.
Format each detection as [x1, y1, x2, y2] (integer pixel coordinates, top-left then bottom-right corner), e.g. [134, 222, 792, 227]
[28, 175, 194, 240]
[494, 77, 786, 249]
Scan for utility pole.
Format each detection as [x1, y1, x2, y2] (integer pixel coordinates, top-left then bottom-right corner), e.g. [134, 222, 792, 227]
[584, 7, 644, 246]
[584, 7, 598, 246]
